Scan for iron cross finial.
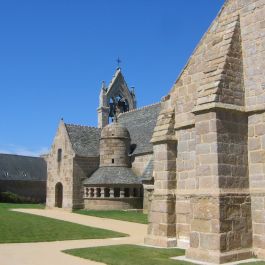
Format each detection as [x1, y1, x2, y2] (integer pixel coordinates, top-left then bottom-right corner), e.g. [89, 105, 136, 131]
[116, 57, 122, 68]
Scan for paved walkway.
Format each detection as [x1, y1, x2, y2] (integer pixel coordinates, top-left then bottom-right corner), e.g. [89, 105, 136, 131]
[0, 208, 147, 265]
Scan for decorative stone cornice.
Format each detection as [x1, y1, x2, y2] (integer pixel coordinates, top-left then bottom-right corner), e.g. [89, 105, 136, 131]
[192, 102, 245, 114]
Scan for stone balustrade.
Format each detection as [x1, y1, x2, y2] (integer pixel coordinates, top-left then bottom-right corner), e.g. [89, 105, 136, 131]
[83, 186, 142, 199]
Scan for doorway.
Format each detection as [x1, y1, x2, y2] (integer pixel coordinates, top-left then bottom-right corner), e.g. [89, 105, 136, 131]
[55, 182, 63, 208]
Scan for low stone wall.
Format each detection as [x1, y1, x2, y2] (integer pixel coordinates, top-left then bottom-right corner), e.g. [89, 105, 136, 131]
[84, 197, 143, 210]
[0, 180, 46, 202]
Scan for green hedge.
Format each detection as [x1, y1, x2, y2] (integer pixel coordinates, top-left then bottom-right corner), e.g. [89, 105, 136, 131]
[0, 191, 40, 204]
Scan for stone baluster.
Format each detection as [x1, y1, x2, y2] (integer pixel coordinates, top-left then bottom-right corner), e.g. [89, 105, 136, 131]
[120, 187, 125, 198]
[86, 188, 90, 198]
[110, 188, 114, 198]
[97, 187, 101, 197]
[101, 187, 105, 198]
[90, 188, 94, 198]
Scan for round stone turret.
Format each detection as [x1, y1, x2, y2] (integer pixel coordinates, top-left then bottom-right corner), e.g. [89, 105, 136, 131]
[100, 121, 131, 167]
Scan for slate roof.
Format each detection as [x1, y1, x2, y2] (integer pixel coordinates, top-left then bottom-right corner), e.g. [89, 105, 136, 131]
[0, 154, 47, 181]
[83, 166, 142, 185]
[65, 124, 101, 157]
[64, 103, 160, 158]
[118, 103, 161, 155]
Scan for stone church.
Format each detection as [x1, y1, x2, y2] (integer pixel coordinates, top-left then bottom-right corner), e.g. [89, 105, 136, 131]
[46, 68, 160, 211]
[45, 0, 265, 263]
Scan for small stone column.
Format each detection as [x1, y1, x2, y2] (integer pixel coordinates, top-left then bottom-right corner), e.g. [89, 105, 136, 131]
[110, 188, 114, 198]
[86, 188, 90, 198]
[101, 188, 105, 198]
[96, 187, 101, 198]
[90, 188, 94, 198]
[120, 188, 125, 198]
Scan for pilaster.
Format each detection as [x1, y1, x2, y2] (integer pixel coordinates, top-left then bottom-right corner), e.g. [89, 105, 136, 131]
[145, 142, 177, 247]
[186, 109, 253, 264]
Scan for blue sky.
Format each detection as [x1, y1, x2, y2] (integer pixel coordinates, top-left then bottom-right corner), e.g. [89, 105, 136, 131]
[0, 0, 225, 156]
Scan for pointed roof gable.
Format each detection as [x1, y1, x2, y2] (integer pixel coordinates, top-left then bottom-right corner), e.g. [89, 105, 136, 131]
[104, 68, 136, 110]
[152, 0, 247, 143]
[195, 13, 244, 108]
[106, 68, 129, 93]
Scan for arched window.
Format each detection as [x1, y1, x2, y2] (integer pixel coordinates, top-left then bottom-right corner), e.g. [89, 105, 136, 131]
[57, 148, 62, 162]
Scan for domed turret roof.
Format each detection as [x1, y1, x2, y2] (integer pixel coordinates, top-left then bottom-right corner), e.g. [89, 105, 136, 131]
[101, 121, 130, 139]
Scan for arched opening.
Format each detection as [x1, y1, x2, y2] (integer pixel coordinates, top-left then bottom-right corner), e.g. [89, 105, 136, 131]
[109, 95, 130, 123]
[85, 188, 89, 197]
[124, 188, 130, 197]
[90, 188, 94, 197]
[133, 188, 138, 197]
[55, 182, 63, 208]
[114, 188, 120, 198]
[104, 188, 110, 198]
[96, 188, 101, 197]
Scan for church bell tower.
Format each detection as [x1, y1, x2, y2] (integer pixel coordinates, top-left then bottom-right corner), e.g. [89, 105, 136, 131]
[97, 68, 137, 128]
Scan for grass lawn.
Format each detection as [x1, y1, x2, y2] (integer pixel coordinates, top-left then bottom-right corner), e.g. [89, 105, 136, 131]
[240, 261, 265, 265]
[74, 209, 148, 224]
[64, 244, 193, 265]
[64, 244, 265, 265]
[0, 203, 127, 243]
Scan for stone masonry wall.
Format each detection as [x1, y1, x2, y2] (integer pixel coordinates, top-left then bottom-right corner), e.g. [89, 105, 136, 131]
[186, 109, 252, 264]
[175, 127, 195, 247]
[131, 153, 153, 176]
[84, 198, 142, 210]
[241, 0, 265, 112]
[73, 156, 99, 209]
[46, 121, 75, 209]
[248, 113, 265, 258]
[100, 138, 129, 167]
[216, 110, 249, 189]
[240, 0, 265, 258]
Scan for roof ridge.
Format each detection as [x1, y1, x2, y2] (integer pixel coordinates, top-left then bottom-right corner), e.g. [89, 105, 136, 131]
[107, 68, 122, 90]
[65, 123, 100, 130]
[118, 102, 160, 117]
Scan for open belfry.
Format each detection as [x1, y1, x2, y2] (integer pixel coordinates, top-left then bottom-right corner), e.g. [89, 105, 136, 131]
[145, 0, 265, 263]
